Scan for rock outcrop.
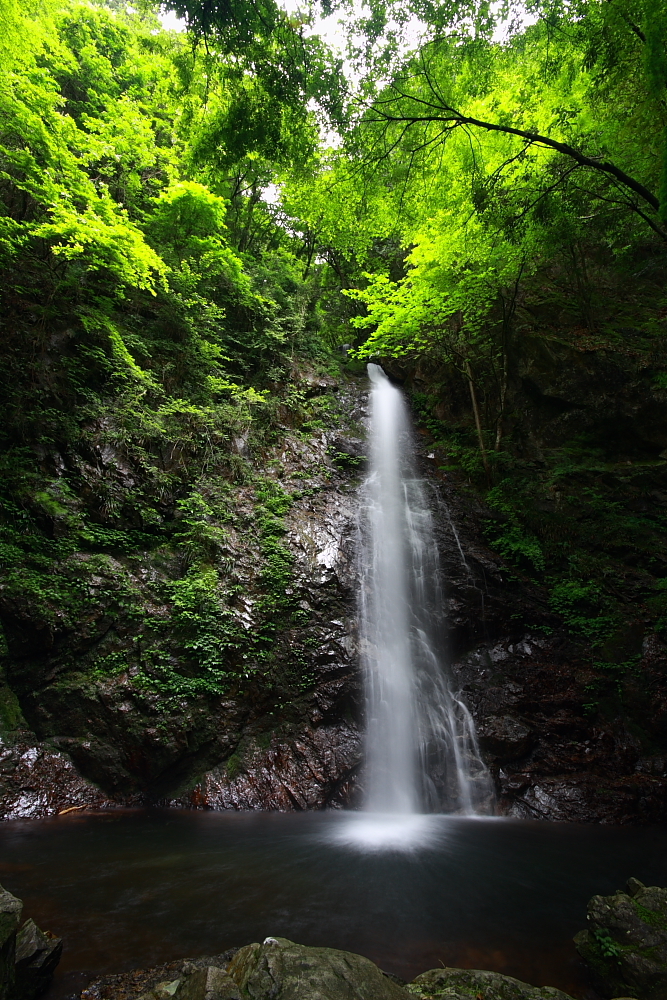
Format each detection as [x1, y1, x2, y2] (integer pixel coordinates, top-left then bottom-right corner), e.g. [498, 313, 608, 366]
[0, 378, 366, 817]
[0, 887, 22, 1000]
[575, 878, 667, 999]
[0, 885, 61, 1000]
[0, 734, 124, 820]
[85, 941, 410, 1000]
[14, 920, 63, 1000]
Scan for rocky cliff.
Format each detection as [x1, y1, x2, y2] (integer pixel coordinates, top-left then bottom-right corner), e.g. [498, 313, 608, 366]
[0, 373, 366, 818]
[2, 351, 667, 823]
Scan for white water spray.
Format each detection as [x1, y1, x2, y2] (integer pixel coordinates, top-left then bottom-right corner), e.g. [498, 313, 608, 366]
[358, 364, 494, 820]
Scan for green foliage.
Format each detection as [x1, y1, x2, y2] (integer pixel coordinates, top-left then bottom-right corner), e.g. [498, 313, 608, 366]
[173, 491, 229, 564]
[0, 0, 348, 720]
[549, 581, 618, 645]
[137, 565, 241, 699]
[2, 0, 667, 731]
[0, 675, 26, 733]
[485, 480, 546, 574]
[254, 480, 296, 633]
[593, 930, 622, 960]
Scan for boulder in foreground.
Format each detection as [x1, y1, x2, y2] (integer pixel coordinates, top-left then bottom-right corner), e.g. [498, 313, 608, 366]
[0, 885, 61, 1000]
[0, 887, 22, 1000]
[85, 940, 583, 1000]
[574, 877, 667, 1000]
[14, 920, 63, 1000]
[227, 937, 409, 1000]
[407, 967, 575, 1000]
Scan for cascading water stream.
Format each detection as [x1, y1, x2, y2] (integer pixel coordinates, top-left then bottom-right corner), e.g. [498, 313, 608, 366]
[357, 363, 494, 822]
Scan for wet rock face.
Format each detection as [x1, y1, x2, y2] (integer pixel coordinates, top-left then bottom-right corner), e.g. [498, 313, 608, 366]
[477, 716, 532, 761]
[0, 734, 123, 821]
[170, 721, 360, 811]
[0, 379, 366, 816]
[450, 630, 667, 822]
[574, 879, 667, 1000]
[414, 445, 667, 823]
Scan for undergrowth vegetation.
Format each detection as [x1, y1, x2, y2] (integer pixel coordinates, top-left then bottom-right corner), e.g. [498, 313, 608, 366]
[0, 0, 347, 721]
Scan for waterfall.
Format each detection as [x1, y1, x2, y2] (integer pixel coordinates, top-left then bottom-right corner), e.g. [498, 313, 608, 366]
[358, 363, 494, 817]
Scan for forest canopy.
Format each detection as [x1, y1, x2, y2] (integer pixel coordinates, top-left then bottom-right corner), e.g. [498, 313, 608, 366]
[2, 0, 667, 660]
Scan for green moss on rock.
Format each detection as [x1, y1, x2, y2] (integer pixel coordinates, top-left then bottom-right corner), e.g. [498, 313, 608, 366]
[575, 880, 667, 1000]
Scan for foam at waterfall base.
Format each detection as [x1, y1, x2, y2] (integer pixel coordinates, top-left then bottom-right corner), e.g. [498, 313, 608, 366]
[323, 812, 448, 851]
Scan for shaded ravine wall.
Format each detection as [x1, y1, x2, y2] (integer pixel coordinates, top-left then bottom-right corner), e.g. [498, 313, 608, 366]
[1, 364, 667, 822]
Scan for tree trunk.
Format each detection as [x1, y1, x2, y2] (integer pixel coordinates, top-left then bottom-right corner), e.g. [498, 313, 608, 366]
[465, 360, 491, 483]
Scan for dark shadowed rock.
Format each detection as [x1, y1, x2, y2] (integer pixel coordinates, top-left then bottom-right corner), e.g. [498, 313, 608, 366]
[407, 968, 575, 1000]
[477, 716, 532, 761]
[1, 384, 365, 816]
[3, 370, 667, 824]
[14, 918, 62, 1000]
[227, 936, 409, 1000]
[0, 886, 22, 1000]
[82, 955, 238, 1000]
[574, 879, 667, 999]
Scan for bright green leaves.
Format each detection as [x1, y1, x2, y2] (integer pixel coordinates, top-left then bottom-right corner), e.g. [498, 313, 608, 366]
[0, 3, 170, 299]
[166, 0, 347, 128]
[0, 0, 327, 417]
[347, 211, 529, 363]
[147, 181, 244, 285]
[38, 203, 167, 292]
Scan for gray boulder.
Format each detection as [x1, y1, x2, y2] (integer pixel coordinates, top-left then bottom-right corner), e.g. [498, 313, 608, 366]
[0, 886, 22, 1000]
[574, 878, 667, 999]
[227, 936, 409, 1000]
[406, 968, 574, 1000]
[14, 920, 63, 1000]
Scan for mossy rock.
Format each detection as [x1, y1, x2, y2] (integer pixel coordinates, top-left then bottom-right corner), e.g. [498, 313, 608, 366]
[574, 879, 667, 1000]
[0, 883, 22, 1000]
[407, 968, 574, 1000]
[227, 937, 409, 1000]
[0, 683, 25, 736]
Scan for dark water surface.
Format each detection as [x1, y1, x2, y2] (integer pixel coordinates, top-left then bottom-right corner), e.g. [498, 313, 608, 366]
[1, 810, 666, 998]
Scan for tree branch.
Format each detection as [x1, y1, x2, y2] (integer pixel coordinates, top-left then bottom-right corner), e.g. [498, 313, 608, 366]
[367, 103, 660, 215]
